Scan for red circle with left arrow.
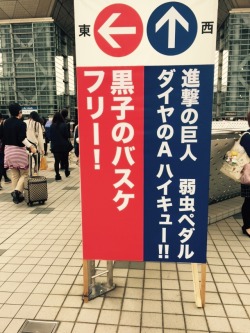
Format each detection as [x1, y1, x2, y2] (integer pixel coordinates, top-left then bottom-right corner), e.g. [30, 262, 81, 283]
[94, 4, 143, 57]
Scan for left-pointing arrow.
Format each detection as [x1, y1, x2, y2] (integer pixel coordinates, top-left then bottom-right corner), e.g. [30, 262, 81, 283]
[98, 13, 136, 48]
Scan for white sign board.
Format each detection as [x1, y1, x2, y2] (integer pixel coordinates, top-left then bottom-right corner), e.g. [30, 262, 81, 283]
[74, 0, 218, 66]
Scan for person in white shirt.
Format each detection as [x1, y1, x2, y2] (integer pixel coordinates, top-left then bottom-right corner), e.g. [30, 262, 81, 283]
[24, 111, 44, 173]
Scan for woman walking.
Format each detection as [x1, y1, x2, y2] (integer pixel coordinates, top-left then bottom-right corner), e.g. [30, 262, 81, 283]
[73, 124, 79, 166]
[240, 111, 250, 237]
[50, 111, 71, 181]
[0, 103, 36, 203]
[24, 111, 44, 173]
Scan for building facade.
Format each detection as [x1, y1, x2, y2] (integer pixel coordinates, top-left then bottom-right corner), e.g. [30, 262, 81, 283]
[214, 9, 250, 119]
[0, 2, 250, 123]
[0, 18, 75, 119]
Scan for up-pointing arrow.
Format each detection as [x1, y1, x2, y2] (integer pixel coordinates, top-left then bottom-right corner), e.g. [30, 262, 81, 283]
[98, 13, 136, 48]
[155, 6, 189, 49]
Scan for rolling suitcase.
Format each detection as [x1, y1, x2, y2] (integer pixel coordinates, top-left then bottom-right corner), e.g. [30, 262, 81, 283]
[24, 153, 48, 206]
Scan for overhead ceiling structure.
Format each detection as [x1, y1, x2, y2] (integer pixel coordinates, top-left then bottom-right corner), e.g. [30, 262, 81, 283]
[0, 0, 74, 39]
[0, 0, 249, 40]
[217, 0, 250, 29]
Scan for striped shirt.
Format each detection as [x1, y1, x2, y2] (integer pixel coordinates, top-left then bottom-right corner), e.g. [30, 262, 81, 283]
[4, 145, 28, 170]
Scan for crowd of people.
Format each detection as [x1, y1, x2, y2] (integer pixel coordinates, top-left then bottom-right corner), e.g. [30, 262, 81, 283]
[0, 102, 79, 204]
[1, 101, 250, 240]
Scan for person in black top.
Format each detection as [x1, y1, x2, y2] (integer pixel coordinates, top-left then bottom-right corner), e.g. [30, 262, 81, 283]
[0, 103, 36, 203]
[50, 111, 71, 181]
[73, 124, 79, 165]
[61, 108, 71, 137]
[240, 111, 250, 237]
[60, 108, 71, 170]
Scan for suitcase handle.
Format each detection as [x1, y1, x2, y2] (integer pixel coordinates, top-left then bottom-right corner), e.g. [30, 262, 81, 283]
[28, 152, 39, 177]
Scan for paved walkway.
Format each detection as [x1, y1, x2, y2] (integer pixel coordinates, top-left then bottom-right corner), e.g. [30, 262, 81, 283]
[0, 153, 249, 333]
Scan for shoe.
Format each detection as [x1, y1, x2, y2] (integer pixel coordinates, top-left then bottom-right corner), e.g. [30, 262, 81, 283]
[4, 177, 11, 183]
[65, 170, 70, 177]
[18, 195, 24, 203]
[242, 226, 250, 238]
[11, 191, 19, 204]
[11, 190, 23, 204]
[55, 174, 62, 181]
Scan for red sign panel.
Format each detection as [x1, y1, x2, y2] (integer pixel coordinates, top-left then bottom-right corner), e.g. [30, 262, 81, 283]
[77, 67, 144, 260]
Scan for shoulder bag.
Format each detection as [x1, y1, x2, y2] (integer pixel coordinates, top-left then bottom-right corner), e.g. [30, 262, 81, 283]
[220, 132, 250, 182]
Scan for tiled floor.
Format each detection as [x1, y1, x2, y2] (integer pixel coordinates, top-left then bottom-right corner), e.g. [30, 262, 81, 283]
[0, 153, 249, 333]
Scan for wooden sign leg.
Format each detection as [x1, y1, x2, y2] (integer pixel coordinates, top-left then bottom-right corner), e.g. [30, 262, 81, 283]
[200, 263, 206, 307]
[191, 263, 202, 307]
[191, 263, 207, 308]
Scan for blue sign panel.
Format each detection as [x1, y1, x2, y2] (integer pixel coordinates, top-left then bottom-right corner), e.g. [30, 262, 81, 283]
[147, 2, 197, 56]
[144, 65, 214, 262]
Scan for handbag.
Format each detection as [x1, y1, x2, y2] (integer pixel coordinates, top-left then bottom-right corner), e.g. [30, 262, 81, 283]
[40, 155, 48, 170]
[240, 163, 250, 185]
[220, 132, 250, 182]
[67, 140, 74, 152]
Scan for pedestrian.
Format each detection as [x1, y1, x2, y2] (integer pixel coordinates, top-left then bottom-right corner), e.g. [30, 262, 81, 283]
[60, 108, 71, 137]
[0, 103, 36, 204]
[0, 113, 12, 189]
[240, 111, 250, 237]
[24, 111, 44, 174]
[60, 108, 71, 170]
[44, 115, 53, 154]
[73, 124, 79, 166]
[41, 116, 48, 155]
[50, 111, 71, 181]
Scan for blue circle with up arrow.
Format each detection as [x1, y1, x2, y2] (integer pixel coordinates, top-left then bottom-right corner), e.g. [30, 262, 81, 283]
[147, 2, 197, 56]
